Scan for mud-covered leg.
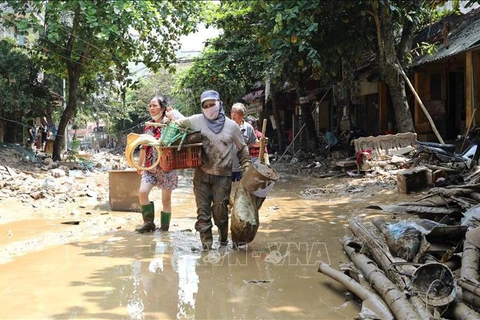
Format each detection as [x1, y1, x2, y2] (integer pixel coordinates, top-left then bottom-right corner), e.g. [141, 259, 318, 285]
[194, 168, 214, 250]
[212, 176, 232, 246]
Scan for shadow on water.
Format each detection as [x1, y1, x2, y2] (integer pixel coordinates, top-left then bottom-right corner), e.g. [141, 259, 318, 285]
[0, 175, 414, 319]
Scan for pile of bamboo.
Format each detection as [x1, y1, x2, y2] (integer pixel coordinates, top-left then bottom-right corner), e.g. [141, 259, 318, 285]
[319, 214, 480, 319]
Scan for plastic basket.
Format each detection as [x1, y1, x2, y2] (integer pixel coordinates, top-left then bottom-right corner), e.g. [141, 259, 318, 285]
[159, 143, 203, 170]
[160, 122, 190, 147]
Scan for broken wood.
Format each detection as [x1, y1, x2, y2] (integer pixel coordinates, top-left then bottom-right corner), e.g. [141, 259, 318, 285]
[318, 262, 394, 320]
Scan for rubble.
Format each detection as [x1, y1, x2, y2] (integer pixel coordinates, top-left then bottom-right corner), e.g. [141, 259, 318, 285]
[314, 156, 480, 319]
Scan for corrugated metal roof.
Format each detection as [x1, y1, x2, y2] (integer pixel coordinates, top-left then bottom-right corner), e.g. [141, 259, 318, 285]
[413, 9, 480, 66]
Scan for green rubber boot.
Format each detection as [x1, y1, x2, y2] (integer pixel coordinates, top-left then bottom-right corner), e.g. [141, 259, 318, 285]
[135, 202, 156, 233]
[160, 211, 171, 231]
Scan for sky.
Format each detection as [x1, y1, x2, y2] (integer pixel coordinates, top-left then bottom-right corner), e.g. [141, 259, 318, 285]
[179, 24, 221, 53]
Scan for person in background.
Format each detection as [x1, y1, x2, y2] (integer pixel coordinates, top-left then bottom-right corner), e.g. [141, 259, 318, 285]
[28, 123, 36, 150]
[230, 103, 260, 182]
[136, 95, 181, 233]
[176, 90, 251, 250]
[319, 128, 338, 152]
[40, 126, 48, 152]
[246, 115, 269, 164]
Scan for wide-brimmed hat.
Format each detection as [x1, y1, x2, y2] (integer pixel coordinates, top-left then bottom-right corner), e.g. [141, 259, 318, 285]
[200, 90, 220, 105]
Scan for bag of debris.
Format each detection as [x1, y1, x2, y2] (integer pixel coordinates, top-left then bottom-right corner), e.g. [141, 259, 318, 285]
[461, 203, 480, 228]
[385, 222, 422, 261]
[382, 219, 446, 261]
[231, 184, 259, 246]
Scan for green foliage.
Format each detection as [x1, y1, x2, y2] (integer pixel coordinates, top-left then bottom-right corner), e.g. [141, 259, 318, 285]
[108, 65, 190, 135]
[179, 0, 377, 107]
[0, 38, 51, 118]
[1, 0, 204, 158]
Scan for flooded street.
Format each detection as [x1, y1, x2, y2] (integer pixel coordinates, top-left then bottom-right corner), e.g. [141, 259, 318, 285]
[0, 171, 411, 319]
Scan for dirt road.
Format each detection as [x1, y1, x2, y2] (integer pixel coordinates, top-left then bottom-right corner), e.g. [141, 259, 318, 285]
[0, 158, 411, 319]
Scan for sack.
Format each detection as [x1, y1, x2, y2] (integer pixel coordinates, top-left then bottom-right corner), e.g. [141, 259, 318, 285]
[231, 185, 259, 246]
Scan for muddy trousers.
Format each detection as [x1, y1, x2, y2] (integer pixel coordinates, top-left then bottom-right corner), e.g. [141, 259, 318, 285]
[193, 168, 231, 249]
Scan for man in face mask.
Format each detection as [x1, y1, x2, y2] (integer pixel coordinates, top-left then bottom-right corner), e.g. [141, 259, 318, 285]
[176, 90, 251, 250]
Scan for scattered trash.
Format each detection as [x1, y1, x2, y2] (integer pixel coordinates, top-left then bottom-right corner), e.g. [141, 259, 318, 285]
[244, 279, 273, 284]
[61, 221, 80, 225]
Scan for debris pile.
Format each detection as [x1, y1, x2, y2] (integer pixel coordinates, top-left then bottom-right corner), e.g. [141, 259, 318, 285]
[319, 166, 480, 319]
[0, 144, 129, 206]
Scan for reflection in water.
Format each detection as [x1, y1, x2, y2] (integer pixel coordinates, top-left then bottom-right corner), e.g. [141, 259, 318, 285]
[128, 261, 145, 319]
[123, 233, 202, 320]
[176, 255, 200, 319]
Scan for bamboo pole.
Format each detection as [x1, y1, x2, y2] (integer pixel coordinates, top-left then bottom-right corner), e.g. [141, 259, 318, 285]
[451, 302, 480, 320]
[458, 278, 480, 296]
[348, 219, 416, 284]
[399, 65, 445, 144]
[258, 119, 268, 164]
[461, 290, 480, 312]
[318, 262, 394, 320]
[461, 241, 480, 282]
[342, 238, 423, 320]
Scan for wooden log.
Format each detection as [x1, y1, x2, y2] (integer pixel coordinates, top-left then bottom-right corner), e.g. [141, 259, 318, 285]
[342, 238, 423, 320]
[318, 262, 394, 320]
[461, 241, 480, 282]
[451, 301, 480, 320]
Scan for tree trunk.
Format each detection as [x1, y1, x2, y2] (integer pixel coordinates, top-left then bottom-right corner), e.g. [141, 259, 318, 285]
[385, 70, 415, 133]
[53, 75, 78, 161]
[372, 0, 417, 133]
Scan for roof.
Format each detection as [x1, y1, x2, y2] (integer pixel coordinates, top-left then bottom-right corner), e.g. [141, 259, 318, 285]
[413, 8, 480, 66]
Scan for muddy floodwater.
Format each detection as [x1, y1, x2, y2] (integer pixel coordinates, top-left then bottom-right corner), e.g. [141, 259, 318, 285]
[0, 172, 411, 319]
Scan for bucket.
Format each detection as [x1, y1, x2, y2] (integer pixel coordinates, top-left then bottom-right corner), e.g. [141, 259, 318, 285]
[241, 161, 279, 198]
[410, 262, 455, 306]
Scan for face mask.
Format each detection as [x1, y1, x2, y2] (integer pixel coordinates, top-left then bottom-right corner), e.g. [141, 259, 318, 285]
[152, 113, 162, 121]
[202, 103, 220, 120]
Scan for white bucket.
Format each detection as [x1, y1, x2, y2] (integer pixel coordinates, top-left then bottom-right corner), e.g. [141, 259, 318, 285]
[241, 161, 279, 198]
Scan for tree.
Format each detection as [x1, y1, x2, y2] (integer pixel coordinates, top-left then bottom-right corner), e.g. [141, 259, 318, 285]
[1, 0, 203, 160]
[0, 38, 52, 143]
